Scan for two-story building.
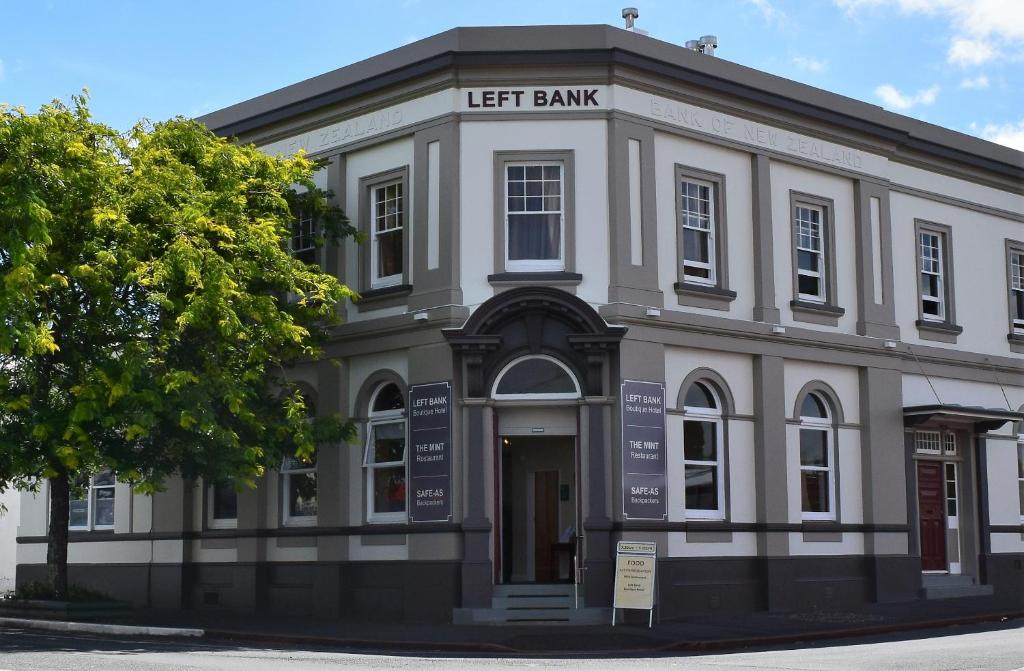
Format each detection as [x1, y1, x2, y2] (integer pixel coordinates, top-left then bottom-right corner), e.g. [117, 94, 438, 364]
[16, 23, 1024, 624]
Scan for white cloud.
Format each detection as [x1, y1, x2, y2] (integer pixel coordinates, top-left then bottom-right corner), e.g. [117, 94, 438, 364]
[834, 0, 1024, 66]
[748, 0, 786, 24]
[959, 74, 990, 89]
[792, 56, 828, 72]
[874, 84, 940, 110]
[979, 119, 1024, 151]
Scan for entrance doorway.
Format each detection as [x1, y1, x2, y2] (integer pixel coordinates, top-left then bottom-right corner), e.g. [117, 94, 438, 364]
[917, 461, 947, 571]
[500, 436, 577, 584]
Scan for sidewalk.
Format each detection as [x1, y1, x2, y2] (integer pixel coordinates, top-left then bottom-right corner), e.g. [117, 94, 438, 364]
[95, 595, 1024, 654]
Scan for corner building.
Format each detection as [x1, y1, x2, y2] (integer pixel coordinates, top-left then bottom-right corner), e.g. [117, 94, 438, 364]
[16, 25, 1024, 623]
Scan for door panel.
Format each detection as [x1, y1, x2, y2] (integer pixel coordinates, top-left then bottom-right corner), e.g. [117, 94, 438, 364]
[918, 461, 947, 571]
[534, 470, 559, 582]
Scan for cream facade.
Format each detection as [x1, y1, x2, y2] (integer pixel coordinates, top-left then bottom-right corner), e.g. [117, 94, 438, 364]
[15, 25, 1024, 622]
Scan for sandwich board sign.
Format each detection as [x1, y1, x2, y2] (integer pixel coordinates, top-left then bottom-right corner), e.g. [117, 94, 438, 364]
[612, 540, 657, 627]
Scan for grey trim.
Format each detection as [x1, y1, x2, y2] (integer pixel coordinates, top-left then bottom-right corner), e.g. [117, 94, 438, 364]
[487, 271, 582, 284]
[608, 118, 662, 306]
[354, 284, 413, 313]
[410, 120, 463, 311]
[673, 283, 737, 311]
[492, 150, 576, 276]
[791, 381, 846, 424]
[853, 180, 899, 339]
[890, 182, 1024, 224]
[753, 355, 788, 557]
[200, 537, 236, 550]
[360, 534, 407, 546]
[357, 165, 411, 304]
[802, 530, 843, 542]
[614, 521, 908, 533]
[913, 219, 960, 341]
[675, 368, 737, 415]
[859, 367, 908, 560]
[325, 154, 347, 320]
[674, 164, 731, 302]
[685, 531, 731, 543]
[789, 191, 842, 323]
[16, 523, 462, 544]
[1005, 239, 1024, 338]
[751, 155, 779, 323]
[277, 535, 316, 548]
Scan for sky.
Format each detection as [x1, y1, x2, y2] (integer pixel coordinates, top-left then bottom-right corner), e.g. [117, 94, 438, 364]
[1, 0, 1022, 151]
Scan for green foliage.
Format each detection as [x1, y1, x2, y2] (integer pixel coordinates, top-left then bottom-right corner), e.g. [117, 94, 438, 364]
[0, 93, 357, 498]
[11, 580, 112, 603]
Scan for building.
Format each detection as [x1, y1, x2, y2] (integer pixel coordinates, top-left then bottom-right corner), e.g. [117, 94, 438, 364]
[0, 489, 19, 594]
[15, 23, 1024, 624]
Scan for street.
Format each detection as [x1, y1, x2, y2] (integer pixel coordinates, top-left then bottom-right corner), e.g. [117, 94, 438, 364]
[0, 623, 1021, 671]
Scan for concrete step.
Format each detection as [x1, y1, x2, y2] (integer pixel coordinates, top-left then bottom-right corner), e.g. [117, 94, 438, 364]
[921, 574, 976, 588]
[922, 583, 994, 600]
[492, 595, 575, 609]
[493, 583, 575, 597]
[453, 606, 611, 626]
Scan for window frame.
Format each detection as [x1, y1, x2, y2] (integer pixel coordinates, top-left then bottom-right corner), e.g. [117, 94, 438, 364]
[788, 192, 841, 322]
[798, 393, 837, 522]
[794, 203, 826, 303]
[491, 354, 582, 401]
[68, 471, 115, 532]
[363, 383, 408, 524]
[280, 453, 318, 527]
[913, 220, 959, 338]
[918, 229, 945, 321]
[1006, 239, 1024, 336]
[369, 179, 405, 289]
[673, 165, 731, 299]
[1017, 432, 1024, 523]
[288, 208, 319, 266]
[681, 382, 726, 521]
[358, 166, 411, 297]
[206, 482, 238, 530]
[492, 150, 576, 277]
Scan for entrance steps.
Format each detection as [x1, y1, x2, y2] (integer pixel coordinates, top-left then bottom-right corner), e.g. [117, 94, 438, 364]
[453, 584, 610, 625]
[921, 574, 994, 600]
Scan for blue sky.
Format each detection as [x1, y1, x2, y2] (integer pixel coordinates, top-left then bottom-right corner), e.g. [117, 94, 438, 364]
[1, 0, 1022, 150]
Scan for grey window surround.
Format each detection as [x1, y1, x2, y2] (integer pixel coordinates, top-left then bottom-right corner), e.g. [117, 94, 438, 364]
[674, 164, 734, 310]
[492, 150, 576, 276]
[789, 191, 843, 326]
[1006, 239, 1024, 353]
[357, 166, 411, 312]
[792, 382, 844, 525]
[913, 219, 960, 343]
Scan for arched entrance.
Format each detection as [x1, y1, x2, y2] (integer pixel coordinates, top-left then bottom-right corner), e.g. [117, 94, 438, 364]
[445, 287, 625, 605]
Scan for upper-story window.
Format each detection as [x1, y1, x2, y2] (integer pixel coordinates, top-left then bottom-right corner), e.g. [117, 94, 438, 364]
[797, 392, 836, 521]
[371, 180, 404, 288]
[289, 209, 318, 265]
[919, 230, 946, 320]
[681, 381, 725, 520]
[795, 204, 826, 302]
[364, 383, 407, 523]
[1008, 242, 1024, 335]
[505, 163, 564, 271]
[680, 179, 716, 285]
[69, 470, 115, 531]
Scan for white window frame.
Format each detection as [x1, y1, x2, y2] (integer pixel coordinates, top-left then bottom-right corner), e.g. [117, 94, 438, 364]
[682, 383, 725, 520]
[799, 396, 836, 521]
[795, 204, 826, 303]
[915, 430, 943, 455]
[919, 231, 945, 321]
[289, 209, 317, 261]
[680, 178, 717, 286]
[1011, 250, 1024, 333]
[281, 455, 317, 527]
[491, 354, 581, 401]
[207, 482, 238, 530]
[363, 384, 408, 524]
[370, 180, 404, 289]
[68, 471, 115, 531]
[1017, 433, 1024, 523]
[504, 161, 565, 273]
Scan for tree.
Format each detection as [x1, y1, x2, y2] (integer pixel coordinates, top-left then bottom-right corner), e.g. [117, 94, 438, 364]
[0, 94, 356, 599]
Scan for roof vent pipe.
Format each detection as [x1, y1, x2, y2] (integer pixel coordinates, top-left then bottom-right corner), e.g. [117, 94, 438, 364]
[698, 35, 718, 56]
[622, 7, 649, 35]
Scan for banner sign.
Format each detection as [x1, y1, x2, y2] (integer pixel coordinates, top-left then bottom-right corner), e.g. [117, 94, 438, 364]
[621, 380, 667, 520]
[612, 540, 657, 626]
[408, 381, 452, 522]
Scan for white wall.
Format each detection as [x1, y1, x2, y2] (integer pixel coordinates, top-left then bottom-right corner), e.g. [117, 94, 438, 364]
[0, 489, 20, 593]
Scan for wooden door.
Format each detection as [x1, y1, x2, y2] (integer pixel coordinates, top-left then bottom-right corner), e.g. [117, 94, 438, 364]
[917, 461, 947, 571]
[534, 470, 559, 582]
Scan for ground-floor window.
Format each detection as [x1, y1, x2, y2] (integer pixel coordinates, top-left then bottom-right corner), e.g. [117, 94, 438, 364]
[364, 382, 407, 523]
[798, 392, 836, 521]
[681, 381, 725, 519]
[281, 454, 317, 525]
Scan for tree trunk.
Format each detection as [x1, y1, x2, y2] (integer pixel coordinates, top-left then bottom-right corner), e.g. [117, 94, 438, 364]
[46, 470, 70, 601]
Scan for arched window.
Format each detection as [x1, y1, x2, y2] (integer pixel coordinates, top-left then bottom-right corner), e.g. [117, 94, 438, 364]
[1017, 421, 1024, 523]
[682, 381, 725, 519]
[281, 393, 318, 526]
[363, 382, 407, 522]
[491, 355, 581, 400]
[798, 391, 836, 521]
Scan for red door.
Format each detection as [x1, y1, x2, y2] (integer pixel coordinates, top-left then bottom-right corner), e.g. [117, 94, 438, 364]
[917, 461, 947, 571]
[534, 470, 559, 582]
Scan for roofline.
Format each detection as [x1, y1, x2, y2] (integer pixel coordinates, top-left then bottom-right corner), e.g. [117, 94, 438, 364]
[197, 25, 1024, 181]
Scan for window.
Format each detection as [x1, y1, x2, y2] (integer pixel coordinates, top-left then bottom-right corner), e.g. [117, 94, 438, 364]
[371, 180, 404, 288]
[795, 204, 826, 302]
[207, 482, 238, 530]
[944, 462, 958, 518]
[919, 230, 945, 320]
[914, 430, 942, 455]
[682, 381, 725, 519]
[491, 355, 581, 400]
[798, 393, 835, 521]
[68, 470, 115, 531]
[281, 453, 317, 525]
[364, 383, 407, 522]
[1008, 244, 1024, 334]
[1017, 433, 1024, 521]
[680, 179, 716, 285]
[505, 163, 564, 271]
[289, 209, 318, 265]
